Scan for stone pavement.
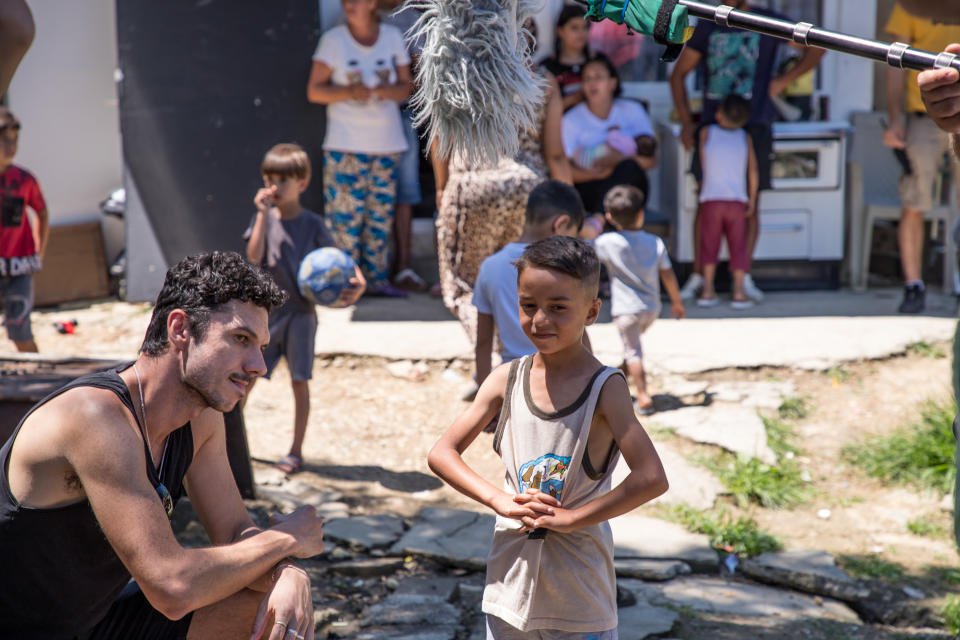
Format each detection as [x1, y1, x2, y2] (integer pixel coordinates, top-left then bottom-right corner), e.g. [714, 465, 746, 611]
[315, 288, 957, 372]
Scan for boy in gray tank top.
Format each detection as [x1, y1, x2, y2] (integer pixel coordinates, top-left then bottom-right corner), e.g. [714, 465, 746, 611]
[428, 236, 669, 638]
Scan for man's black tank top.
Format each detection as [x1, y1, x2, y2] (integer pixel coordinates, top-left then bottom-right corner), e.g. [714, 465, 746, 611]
[0, 367, 194, 639]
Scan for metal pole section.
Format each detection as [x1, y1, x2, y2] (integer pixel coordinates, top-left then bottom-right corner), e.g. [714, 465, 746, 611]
[679, 0, 960, 73]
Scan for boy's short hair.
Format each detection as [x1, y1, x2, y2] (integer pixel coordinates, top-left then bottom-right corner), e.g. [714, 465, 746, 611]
[514, 236, 600, 298]
[261, 143, 311, 182]
[719, 94, 751, 128]
[603, 185, 646, 228]
[525, 180, 586, 230]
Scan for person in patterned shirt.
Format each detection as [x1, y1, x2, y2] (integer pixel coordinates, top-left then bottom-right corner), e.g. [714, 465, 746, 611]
[0, 106, 47, 352]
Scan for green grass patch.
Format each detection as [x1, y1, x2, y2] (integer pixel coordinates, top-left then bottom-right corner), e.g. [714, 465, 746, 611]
[706, 453, 814, 509]
[777, 396, 809, 421]
[941, 595, 960, 635]
[761, 415, 802, 459]
[823, 365, 851, 383]
[906, 515, 948, 538]
[906, 340, 947, 359]
[663, 505, 782, 558]
[837, 553, 906, 581]
[842, 399, 957, 495]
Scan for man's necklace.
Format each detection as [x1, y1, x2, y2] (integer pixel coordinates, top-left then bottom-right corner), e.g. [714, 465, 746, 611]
[132, 364, 174, 519]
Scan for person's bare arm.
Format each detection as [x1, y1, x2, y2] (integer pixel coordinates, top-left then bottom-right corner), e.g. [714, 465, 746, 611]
[884, 30, 910, 149]
[541, 74, 574, 184]
[475, 313, 495, 386]
[184, 410, 314, 638]
[659, 268, 685, 319]
[371, 63, 412, 102]
[768, 46, 825, 97]
[307, 60, 371, 104]
[245, 187, 277, 264]
[518, 374, 668, 532]
[57, 394, 324, 622]
[430, 138, 450, 205]
[562, 89, 585, 111]
[669, 47, 702, 150]
[0, 0, 33, 98]
[745, 132, 759, 217]
[427, 364, 547, 523]
[35, 207, 48, 259]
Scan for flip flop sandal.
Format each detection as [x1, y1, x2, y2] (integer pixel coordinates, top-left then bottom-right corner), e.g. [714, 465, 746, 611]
[274, 454, 303, 474]
[393, 268, 428, 292]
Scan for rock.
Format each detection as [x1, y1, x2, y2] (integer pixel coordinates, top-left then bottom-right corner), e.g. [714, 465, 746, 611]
[314, 607, 341, 626]
[328, 546, 353, 561]
[327, 557, 404, 578]
[390, 507, 494, 570]
[636, 575, 859, 622]
[706, 381, 796, 408]
[614, 444, 723, 510]
[659, 376, 709, 398]
[649, 405, 776, 464]
[610, 514, 718, 572]
[360, 593, 461, 627]
[615, 558, 691, 581]
[395, 576, 460, 601]
[253, 466, 287, 486]
[315, 501, 350, 520]
[324, 514, 406, 550]
[615, 586, 679, 639]
[352, 631, 457, 640]
[457, 582, 484, 611]
[739, 550, 870, 602]
[385, 360, 429, 382]
[468, 616, 486, 640]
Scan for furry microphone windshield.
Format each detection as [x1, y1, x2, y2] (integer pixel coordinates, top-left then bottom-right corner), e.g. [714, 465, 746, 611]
[408, 0, 546, 167]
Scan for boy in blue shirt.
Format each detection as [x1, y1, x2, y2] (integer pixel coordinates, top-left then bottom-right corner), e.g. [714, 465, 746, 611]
[472, 180, 586, 386]
[245, 143, 364, 473]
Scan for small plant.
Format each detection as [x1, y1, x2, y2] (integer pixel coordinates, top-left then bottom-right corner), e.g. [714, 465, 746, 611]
[837, 554, 906, 581]
[823, 365, 851, 383]
[941, 595, 960, 635]
[906, 340, 946, 359]
[706, 453, 814, 509]
[664, 505, 782, 558]
[906, 515, 947, 538]
[842, 399, 956, 495]
[761, 415, 801, 459]
[777, 396, 809, 421]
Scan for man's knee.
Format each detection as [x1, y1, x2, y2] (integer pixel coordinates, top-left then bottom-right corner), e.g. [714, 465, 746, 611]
[187, 588, 262, 640]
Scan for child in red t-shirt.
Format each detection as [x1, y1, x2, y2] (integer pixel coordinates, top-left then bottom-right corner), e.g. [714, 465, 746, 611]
[0, 107, 48, 352]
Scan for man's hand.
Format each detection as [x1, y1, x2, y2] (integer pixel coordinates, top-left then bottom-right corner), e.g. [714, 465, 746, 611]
[334, 270, 366, 308]
[883, 118, 907, 150]
[671, 301, 686, 319]
[269, 506, 325, 558]
[919, 44, 960, 135]
[768, 75, 790, 98]
[250, 566, 314, 640]
[254, 187, 277, 215]
[680, 122, 696, 151]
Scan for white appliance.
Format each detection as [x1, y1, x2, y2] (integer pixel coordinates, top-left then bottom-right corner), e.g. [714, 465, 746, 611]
[656, 121, 849, 287]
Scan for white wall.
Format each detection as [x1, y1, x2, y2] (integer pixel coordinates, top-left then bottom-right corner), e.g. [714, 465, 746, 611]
[8, 0, 123, 259]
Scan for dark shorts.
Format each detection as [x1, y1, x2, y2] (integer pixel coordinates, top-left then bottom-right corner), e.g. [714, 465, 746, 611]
[691, 121, 773, 191]
[81, 582, 192, 640]
[0, 273, 33, 342]
[262, 307, 318, 381]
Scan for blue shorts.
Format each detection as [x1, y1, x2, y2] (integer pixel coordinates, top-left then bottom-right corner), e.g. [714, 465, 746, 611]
[0, 274, 33, 342]
[262, 308, 317, 381]
[396, 106, 422, 205]
[486, 615, 617, 639]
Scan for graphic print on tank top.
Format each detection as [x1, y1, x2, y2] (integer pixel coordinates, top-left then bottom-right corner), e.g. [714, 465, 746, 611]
[706, 31, 760, 101]
[517, 453, 571, 500]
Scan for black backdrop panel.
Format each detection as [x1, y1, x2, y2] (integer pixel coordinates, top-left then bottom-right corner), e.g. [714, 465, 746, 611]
[116, 0, 325, 263]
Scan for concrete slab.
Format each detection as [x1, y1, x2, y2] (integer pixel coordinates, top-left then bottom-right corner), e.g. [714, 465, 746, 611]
[613, 444, 723, 510]
[648, 405, 776, 463]
[323, 514, 406, 551]
[360, 593, 461, 627]
[633, 576, 860, 622]
[615, 591, 679, 639]
[390, 507, 494, 570]
[610, 514, 718, 571]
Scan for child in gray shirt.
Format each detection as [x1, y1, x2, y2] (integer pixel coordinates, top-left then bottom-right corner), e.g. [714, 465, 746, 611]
[594, 185, 684, 415]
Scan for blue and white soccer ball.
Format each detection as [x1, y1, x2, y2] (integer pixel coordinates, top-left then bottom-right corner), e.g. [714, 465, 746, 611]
[297, 247, 356, 306]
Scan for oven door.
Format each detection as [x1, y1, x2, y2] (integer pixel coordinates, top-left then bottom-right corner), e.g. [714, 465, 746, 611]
[770, 137, 842, 191]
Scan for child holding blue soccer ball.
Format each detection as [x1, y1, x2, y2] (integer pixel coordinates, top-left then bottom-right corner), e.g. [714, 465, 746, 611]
[245, 142, 365, 473]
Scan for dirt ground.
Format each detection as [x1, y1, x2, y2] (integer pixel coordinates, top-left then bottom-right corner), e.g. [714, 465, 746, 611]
[24, 302, 960, 637]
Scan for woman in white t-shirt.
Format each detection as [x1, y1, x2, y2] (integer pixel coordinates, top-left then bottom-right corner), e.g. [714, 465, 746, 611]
[561, 54, 656, 217]
[307, 0, 412, 297]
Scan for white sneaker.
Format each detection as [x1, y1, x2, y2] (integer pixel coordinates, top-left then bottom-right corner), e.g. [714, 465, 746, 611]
[743, 274, 764, 301]
[679, 273, 704, 300]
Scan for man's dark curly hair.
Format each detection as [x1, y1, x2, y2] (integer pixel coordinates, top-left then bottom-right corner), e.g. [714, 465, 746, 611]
[140, 251, 286, 356]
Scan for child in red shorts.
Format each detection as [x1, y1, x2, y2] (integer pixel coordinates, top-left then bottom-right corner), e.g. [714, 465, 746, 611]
[695, 94, 758, 310]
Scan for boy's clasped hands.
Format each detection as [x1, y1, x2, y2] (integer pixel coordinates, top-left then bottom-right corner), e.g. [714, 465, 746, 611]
[493, 487, 578, 534]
